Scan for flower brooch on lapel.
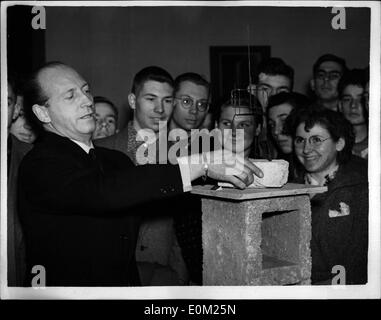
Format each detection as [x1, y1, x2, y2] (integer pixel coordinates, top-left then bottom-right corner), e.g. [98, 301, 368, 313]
[328, 202, 350, 218]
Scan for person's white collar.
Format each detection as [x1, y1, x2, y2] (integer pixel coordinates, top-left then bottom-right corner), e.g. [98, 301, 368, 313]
[71, 139, 94, 154]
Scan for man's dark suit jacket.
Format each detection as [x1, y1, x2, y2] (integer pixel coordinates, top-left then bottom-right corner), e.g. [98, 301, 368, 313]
[95, 126, 207, 285]
[18, 132, 184, 286]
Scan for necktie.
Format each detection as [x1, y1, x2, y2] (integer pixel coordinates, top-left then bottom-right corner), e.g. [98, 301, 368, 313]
[88, 148, 104, 174]
[89, 148, 97, 162]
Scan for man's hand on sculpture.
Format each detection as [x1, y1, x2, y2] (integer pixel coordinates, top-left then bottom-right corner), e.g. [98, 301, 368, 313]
[188, 150, 263, 189]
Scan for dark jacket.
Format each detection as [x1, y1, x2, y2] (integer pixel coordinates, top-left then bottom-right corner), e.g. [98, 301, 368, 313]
[18, 132, 184, 286]
[309, 156, 368, 284]
[8, 134, 32, 286]
[96, 126, 208, 284]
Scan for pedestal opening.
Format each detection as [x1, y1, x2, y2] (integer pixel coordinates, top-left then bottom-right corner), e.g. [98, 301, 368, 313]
[261, 209, 300, 270]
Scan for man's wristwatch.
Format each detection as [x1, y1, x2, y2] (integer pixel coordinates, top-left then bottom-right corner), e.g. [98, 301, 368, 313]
[202, 153, 208, 181]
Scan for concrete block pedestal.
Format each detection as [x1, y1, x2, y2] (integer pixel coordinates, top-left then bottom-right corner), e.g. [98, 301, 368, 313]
[191, 183, 327, 286]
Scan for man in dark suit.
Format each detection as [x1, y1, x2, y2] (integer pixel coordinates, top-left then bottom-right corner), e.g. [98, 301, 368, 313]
[18, 61, 262, 286]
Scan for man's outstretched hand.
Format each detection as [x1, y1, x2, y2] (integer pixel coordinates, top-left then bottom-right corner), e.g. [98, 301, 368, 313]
[187, 150, 263, 189]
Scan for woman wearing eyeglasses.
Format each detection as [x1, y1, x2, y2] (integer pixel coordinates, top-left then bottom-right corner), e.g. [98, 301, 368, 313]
[286, 107, 368, 285]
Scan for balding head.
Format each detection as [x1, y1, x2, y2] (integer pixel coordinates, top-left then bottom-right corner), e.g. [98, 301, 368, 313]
[24, 62, 95, 144]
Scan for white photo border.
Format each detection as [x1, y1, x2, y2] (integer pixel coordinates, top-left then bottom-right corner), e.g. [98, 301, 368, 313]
[1, 0, 380, 300]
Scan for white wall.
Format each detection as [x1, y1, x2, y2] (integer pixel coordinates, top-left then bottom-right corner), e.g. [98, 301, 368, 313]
[45, 5, 370, 127]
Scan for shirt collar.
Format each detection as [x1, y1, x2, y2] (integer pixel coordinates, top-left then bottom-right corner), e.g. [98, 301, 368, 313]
[70, 139, 94, 154]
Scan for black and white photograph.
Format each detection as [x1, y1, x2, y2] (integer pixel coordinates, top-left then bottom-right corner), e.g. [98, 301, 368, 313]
[1, 0, 380, 302]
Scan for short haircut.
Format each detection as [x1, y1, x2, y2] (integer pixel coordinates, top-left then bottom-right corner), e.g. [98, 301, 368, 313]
[94, 96, 119, 121]
[131, 66, 174, 96]
[218, 90, 263, 126]
[174, 72, 210, 97]
[267, 92, 311, 115]
[338, 68, 368, 97]
[22, 61, 68, 131]
[338, 68, 369, 122]
[285, 107, 355, 164]
[313, 54, 347, 76]
[256, 57, 294, 88]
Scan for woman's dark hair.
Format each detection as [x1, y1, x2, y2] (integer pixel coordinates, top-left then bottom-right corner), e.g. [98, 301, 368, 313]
[285, 106, 355, 164]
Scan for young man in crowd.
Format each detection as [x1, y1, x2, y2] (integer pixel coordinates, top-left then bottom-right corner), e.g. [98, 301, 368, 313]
[167, 72, 212, 160]
[92, 96, 119, 140]
[95, 66, 174, 163]
[95, 66, 187, 285]
[249, 57, 294, 159]
[169, 72, 210, 133]
[254, 57, 294, 111]
[267, 92, 310, 180]
[338, 69, 368, 159]
[310, 54, 347, 112]
[168, 72, 211, 285]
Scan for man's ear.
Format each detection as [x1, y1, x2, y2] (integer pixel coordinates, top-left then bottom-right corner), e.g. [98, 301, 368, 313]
[32, 104, 51, 123]
[12, 102, 21, 120]
[128, 93, 136, 110]
[336, 137, 345, 152]
[310, 79, 316, 93]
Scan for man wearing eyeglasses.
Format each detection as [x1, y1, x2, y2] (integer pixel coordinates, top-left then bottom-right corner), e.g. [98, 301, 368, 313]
[167, 73, 211, 285]
[310, 54, 347, 112]
[169, 72, 210, 133]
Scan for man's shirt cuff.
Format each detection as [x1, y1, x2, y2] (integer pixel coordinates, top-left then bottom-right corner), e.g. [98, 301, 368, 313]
[177, 156, 192, 192]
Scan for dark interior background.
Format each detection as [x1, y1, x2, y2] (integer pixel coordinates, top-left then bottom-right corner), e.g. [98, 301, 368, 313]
[7, 6, 45, 81]
[7, 5, 370, 128]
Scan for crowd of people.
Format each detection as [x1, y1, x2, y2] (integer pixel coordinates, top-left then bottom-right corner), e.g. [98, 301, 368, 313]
[7, 53, 369, 287]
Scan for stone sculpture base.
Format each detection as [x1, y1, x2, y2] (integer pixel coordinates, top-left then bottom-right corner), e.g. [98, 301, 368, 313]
[192, 183, 327, 286]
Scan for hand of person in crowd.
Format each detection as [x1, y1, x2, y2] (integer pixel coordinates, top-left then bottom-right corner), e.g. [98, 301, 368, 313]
[186, 150, 264, 189]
